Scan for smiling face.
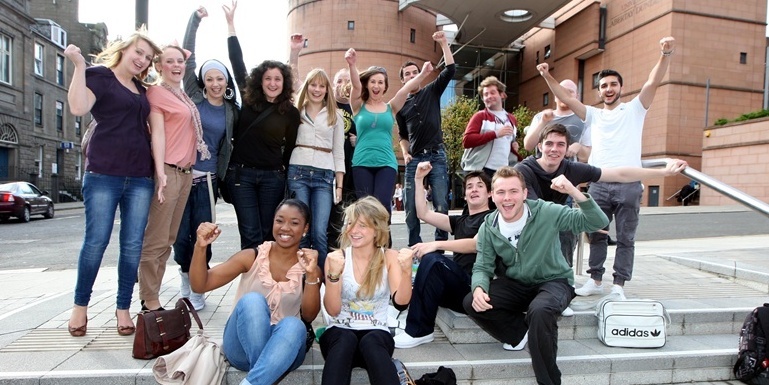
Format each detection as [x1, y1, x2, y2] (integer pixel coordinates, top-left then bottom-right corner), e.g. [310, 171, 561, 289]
[333, 70, 351, 102]
[262, 67, 284, 103]
[464, 176, 490, 209]
[537, 131, 568, 170]
[272, 204, 309, 249]
[598, 75, 622, 107]
[120, 39, 155, 77]
[345, 217, 376, 249]
[307, 78, 328, 104]
[156, 47, 186, 86]
[367, 73, 387, 102]
[492, 175, 528, 223]
[203, 69, 227, 101]
[482, 85, 505, 110]
[400, 64, 420, 83]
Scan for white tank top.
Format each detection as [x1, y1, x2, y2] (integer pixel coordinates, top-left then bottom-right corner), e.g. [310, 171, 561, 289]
[327, 246, 390, 332]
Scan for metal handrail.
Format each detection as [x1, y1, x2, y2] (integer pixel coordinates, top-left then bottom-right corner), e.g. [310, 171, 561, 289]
[574, 158, 769, 275]
[641, 158, 769, 218]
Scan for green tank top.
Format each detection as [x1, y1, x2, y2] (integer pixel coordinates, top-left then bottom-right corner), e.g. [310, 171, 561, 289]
[352, 104, 398, 170]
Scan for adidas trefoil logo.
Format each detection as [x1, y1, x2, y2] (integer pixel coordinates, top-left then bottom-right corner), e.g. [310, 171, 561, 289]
[650, 329, 661, 337]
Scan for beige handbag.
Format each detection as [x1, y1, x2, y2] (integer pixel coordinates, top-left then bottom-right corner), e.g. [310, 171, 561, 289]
[153, 329, 228, 385]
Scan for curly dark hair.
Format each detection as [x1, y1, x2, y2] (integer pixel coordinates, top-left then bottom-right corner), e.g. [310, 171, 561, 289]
[243, 60, 295, 114]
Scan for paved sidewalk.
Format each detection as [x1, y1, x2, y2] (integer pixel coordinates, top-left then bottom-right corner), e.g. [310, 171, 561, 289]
[0, 203, 766, 384]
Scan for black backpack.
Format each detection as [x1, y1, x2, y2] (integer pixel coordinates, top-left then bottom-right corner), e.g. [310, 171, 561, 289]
[735, 304, 769, 384]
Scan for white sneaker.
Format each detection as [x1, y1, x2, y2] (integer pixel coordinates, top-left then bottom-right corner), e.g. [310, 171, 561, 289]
[561, 306, 574, 317]
[179, 268, 191, 298]
[611, 284, 626, 301]
[575, 280, 604, 296]
[393, 332, 434, 349]
[503, 332, 528, 351]
[189, 292, 206, 311]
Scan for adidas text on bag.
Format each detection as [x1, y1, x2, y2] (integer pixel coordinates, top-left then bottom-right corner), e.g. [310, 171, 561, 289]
[596, 299, 669, 348]
[734, 303, 769, 384]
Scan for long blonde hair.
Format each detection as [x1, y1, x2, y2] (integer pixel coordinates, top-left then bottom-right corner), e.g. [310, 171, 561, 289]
[339, 196, 390, 299]
[93, 26, 161, 82]
[296, 68, 338, 127]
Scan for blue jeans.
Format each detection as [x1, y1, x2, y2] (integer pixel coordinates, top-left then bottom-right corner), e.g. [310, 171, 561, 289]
[74, 172, 154, 309]
[223, 292, 306, 385]
[173, 177, 217, 272]
[404, 150, 449, 245]
[287, 165, 333, 270]
[227, 165, 286, 250]
[405, 252, 470, 337]
[587, 181, 643, 285]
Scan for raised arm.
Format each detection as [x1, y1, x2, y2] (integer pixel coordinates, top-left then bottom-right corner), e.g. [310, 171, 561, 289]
[638, 37, 675, 109]
[345, 49, 362, 113]
[190, 222, 251, 293]
[522, 110, 551, 151]
[223, 0, 248, 90]
[599, 158, 687, 183]
[288, 33, 303, 95]
[389, 61, 433, 114]
[414, 161, 451, 231]
[182, 7, 206, 99]
[388, 249, 414, 308]
[63, 45, 95, 116]
[537, 63, 587, 120]
[435, 31, 454, 66]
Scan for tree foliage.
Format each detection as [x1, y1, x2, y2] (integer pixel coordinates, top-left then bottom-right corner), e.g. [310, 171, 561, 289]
[441, 95, 480, 174]
[510, 104, 535, 158]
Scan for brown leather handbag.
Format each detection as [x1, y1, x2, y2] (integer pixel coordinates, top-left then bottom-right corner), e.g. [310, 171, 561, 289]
[132, 298, 203, 360]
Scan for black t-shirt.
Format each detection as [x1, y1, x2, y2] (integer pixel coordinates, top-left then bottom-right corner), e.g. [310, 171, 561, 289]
[337, 102, 357, 202]
[396, 64, 455, 154]
[514, 156, 602, 204]
[449, 208, 494, 274]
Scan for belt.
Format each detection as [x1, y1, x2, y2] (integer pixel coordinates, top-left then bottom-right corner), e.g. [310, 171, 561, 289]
[192, 173, 216, 185]
[165, 163, 192, 174]
[418, 146, 443, 154]
[296, 144, 332, 153]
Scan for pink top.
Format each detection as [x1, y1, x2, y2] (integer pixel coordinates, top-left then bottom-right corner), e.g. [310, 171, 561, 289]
[234, 244, 304, 325]
[147, 85, 198, 168]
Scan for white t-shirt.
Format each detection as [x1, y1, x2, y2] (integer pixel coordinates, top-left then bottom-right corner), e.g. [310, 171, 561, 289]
[582, 97, 647, 168]
[497, 204, 530, 248]
[486, 109, 515, 170]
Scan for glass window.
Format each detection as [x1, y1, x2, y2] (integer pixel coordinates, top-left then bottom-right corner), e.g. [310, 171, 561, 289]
[34, 43, 43, 76]
[544, 45, 551, 59]
[56, 54, 64, 85]
[0, 34, 11, 85]
[56, 101, 64, 131]
[34, 93, 42, 126]
[347, 21, 355, 30]
[543, 92, 549, 106]
[75, 116, 81, 136]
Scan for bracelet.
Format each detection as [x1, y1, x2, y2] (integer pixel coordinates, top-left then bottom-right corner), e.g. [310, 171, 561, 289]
[326, 273, 340, 283]
[305, 276, 321, 285]
[661, 49, 674, 57]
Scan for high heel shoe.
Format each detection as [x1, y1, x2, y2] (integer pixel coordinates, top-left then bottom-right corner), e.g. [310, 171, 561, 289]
[116, 310, 135, 336]
[68, 320, 87, 337]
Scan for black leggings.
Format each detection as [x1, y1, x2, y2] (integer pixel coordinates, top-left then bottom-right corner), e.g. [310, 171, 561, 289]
[352, 166, 396, 214]
[319, 327, 397, 385]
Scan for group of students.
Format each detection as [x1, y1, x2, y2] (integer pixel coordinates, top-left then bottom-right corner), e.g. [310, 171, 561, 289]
[62, 1, 687, 382]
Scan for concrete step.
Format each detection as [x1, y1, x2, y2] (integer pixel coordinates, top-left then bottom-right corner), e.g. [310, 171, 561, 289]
[436, 306, 751, 344]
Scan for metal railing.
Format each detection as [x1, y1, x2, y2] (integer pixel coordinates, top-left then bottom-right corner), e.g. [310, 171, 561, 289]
[574, 158, 769, 274]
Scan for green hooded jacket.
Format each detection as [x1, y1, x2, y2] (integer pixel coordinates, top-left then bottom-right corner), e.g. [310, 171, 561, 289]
[471, 195, 609, 292]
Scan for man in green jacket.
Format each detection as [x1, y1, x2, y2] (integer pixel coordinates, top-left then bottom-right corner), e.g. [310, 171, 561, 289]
[463, 166, 609, 385]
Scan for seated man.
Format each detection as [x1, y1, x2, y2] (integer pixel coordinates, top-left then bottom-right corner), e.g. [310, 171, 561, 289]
[514, 123, 687, 269]
[463, 167, 609, 385]
[393, 162, 494, 349]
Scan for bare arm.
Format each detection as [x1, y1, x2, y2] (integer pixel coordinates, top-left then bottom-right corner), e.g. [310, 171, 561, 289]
[388, 249, 413, 307]
[345, 49, 362, 113]
[190, 222, 251, 293]
[523, 110, 552, 151]
[414, 161, 451, 231]
[323, 250, 345, 316]
[399, 139, 412, 165]
[435, 31, 454, 66]
[288, 33, 303, 95]
[297, 248, 322, 323]
[537, 63, 587, 120]
[148, 110, 167, 203]
[599, 158, 687, 183]
[638, 37, 675, 109]
[63, 45, 96, 116]
[411, 238, 476, 260]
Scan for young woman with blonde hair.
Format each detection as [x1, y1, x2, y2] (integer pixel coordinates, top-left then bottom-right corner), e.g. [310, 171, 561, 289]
[288, 68, 346, 271]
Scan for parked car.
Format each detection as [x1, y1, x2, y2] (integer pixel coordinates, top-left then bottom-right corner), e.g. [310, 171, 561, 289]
[0, 182, 55, 222]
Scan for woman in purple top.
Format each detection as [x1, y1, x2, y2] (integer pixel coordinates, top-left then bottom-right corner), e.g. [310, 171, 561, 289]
[64, 29, 162, 337]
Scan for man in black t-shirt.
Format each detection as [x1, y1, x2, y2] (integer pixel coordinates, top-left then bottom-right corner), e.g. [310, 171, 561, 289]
[393, 162, 494, 349]
[514, 123, 687, 267]
[397, 31, 456, 247]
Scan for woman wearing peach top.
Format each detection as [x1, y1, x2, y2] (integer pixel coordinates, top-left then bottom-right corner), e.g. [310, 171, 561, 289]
[191, 199, 321, 385]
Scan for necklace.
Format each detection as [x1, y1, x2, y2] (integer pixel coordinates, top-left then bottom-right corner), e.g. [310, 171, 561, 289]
[160, 82, 210, 160]
[370, 113, 378, 129]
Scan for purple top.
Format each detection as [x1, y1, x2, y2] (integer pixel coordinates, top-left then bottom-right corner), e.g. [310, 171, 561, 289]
[85, 66, 153, 177]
